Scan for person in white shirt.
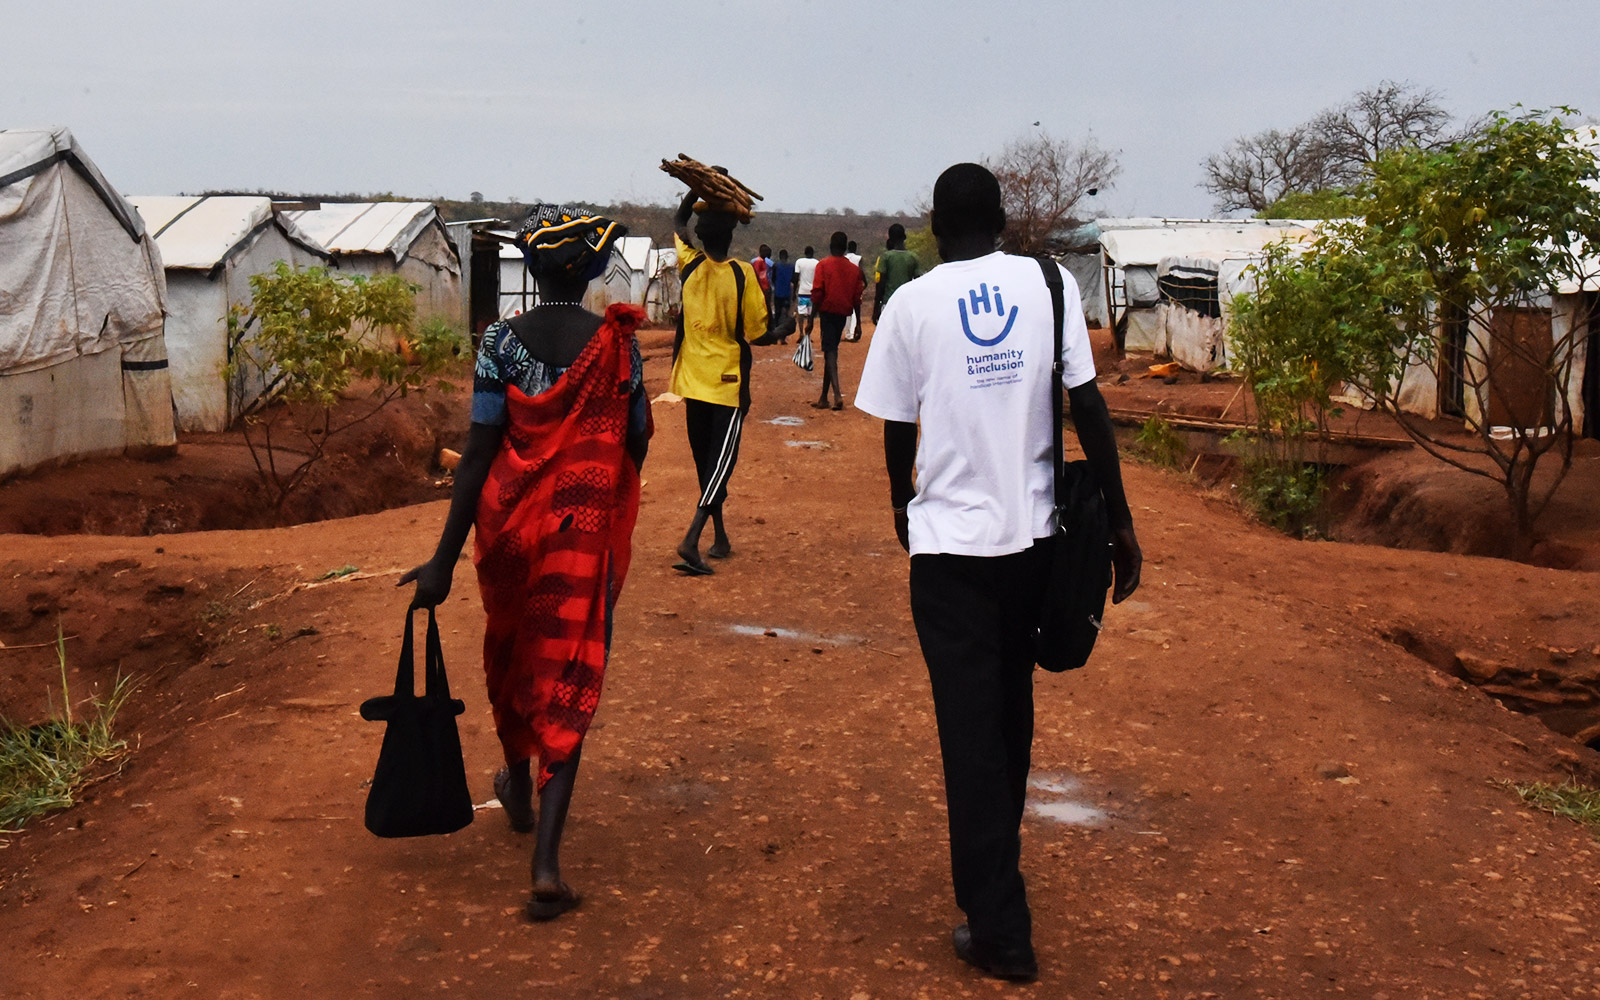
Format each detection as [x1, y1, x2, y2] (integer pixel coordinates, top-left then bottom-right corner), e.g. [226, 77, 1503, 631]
[855, 162, 1141, 984]
[843, 240, 865, 341]
[793, 246, 820, 343]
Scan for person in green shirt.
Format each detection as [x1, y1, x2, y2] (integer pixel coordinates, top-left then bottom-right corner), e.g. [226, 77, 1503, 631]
[872, 222, 922, 323]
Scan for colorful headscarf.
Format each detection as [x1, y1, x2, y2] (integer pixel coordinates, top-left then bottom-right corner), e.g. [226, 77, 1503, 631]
[516, 205, 626, 283]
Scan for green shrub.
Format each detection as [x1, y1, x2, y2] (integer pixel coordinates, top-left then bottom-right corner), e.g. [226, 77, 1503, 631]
[1131, 414, 1186, 468]
[1239, 459, 1326, 538]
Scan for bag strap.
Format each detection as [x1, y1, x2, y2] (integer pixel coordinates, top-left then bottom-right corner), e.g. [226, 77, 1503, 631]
[1034, 255, 1066, 519]
[395, 607, 417, 697]
[423, 607, 453, 701]
[671, 255, 707, 363]
[730, 261, 752, 413]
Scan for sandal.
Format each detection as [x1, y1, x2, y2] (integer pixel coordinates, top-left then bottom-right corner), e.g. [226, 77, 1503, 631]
[525, 882, 582, 921]
[493, 767, 535, 833]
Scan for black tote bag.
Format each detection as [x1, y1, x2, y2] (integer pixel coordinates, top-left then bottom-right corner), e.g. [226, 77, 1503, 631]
[359, 608, 474, 838]
[1033, 256, 1114, 672]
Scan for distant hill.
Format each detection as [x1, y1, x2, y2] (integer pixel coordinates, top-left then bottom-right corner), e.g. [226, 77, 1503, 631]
[434, 198, 923, 267]
[196, 188, 925, 271]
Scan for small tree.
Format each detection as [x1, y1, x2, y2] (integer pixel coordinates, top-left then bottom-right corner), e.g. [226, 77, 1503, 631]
[1232, 109, 1600, 551]
[225, 263, 464, 518]
[987, 132, 1119, 253]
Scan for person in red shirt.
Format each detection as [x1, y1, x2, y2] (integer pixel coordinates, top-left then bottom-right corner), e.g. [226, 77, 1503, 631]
[750, 243, 773, 323]
[809, 231, 864, 410]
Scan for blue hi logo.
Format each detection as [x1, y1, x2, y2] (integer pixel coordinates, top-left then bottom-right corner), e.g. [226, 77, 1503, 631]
[958, 283, 1018, 347]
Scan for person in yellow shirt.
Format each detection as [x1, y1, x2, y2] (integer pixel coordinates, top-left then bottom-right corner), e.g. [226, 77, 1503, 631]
[668, 186, 768, 575]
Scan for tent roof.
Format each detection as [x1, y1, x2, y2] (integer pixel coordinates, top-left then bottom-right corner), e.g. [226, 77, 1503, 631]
[615, 235, 654, 272]
[1101, 224, 1315, 267]
[280, 201, 441, 260]
[128, 195, 328, 270]
[0, 127, 145, 241]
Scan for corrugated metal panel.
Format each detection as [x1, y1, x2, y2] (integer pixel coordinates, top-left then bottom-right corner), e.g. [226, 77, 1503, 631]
[283, 201, 437, 258]
[128, 195, 272, 270]
[1100, 225, 1313, 267]
[615, 235, 654, 273]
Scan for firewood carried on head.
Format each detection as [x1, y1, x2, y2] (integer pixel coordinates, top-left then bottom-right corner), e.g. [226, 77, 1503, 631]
[659, 154, 763, 223]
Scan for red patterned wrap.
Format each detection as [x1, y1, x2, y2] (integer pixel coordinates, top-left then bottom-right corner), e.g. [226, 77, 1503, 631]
[474, 303, 650, 790]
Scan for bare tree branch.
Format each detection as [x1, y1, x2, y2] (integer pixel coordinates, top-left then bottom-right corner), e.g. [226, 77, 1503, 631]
[987, 132, 1119, 253]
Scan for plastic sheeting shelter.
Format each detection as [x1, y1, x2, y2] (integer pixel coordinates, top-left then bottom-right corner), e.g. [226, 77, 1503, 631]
[1099, 222, 1315, 366]
[129, 196, 331, 432]
[281, 202, 463, 332]
[0, 127, 175, 478]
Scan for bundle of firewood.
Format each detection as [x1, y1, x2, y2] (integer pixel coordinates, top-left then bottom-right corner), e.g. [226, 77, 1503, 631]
[659, 154, 763, 223]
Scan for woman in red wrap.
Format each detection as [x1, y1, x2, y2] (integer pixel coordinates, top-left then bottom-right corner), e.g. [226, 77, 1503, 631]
[402, 205, 650, 921]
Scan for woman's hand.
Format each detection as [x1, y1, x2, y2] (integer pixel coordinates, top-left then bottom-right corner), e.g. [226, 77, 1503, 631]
[398, 557, 454, 609]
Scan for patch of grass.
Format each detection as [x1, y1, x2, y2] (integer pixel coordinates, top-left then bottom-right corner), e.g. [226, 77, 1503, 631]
[1131, 414, 1185, 469]
[0, 629, 134, 831]
[1506, 779, 1600, 835]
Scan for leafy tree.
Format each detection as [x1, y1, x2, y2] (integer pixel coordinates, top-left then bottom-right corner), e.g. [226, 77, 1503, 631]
[903, 224, 942, 275]
[224, 263, 465, 518]
[1256, 187, 1361, 220]
[1231, 109, 1600, 550]
[986, 132, 1119, 253]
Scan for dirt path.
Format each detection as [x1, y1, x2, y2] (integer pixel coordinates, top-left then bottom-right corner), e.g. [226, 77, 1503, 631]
[4, 330, 1600, 999]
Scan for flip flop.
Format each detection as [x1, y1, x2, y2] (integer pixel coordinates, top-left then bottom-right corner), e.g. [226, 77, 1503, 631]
[493, 767, 534, 833]
[672, 560, 714, 576]
[526, 883, 581, 922]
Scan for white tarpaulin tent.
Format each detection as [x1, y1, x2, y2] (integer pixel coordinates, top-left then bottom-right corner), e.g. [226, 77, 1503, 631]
[129, 195, 330, 432]
[0, 127, 175, 477]
[281, 202, 463, 332]
[1099, 222, 1315, 365]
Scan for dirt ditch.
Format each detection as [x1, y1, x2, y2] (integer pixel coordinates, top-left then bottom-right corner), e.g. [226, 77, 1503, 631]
[0, 382, 471, 537]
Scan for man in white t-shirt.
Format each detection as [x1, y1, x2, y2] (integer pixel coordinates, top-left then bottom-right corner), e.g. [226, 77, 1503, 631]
[843, 240, 865, 341]
[793, 246, 820, 343]
[855, 162, 1142, 984]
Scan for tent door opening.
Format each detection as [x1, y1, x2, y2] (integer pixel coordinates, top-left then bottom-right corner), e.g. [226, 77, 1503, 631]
[1583, 294, 1600, 439]
[1486, 306, 1554, 430]
[469, 236, 500, 340]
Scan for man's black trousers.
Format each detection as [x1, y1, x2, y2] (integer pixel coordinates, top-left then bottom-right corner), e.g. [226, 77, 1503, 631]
[909, 542, 1049, 952]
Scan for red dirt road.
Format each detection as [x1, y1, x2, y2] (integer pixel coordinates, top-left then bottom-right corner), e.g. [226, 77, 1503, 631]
[4, 332, 1600, 999]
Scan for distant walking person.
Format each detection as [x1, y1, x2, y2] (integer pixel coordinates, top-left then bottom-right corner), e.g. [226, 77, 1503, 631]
[770, 249, 796, 340]
[793, 245, 820, 344]
[842, 240, 866, 341]
[809, 231, 863, 410]
[751, 243, 773, 318]
[855, 164, 1141, 982]
[401, 205, 651, 923]
[872, 222, 921, 323]
[668, 186, 768, 575]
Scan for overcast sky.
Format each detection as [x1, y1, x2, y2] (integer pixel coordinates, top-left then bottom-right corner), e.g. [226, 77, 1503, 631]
[11, 0, 1598, 220]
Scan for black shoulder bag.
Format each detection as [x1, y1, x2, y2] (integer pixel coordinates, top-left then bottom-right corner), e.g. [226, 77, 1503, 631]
[1033, 255, 1114, 672]
[359, 608, 474, 837]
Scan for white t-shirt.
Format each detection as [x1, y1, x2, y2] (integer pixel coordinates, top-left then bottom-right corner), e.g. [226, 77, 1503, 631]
[794, 257, 819, 296]
[854, 251, 1096, 557]
[845, 252, 862, 268]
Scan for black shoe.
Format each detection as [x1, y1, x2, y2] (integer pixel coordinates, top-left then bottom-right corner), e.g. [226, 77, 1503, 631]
[952, 924, 1038, 982]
